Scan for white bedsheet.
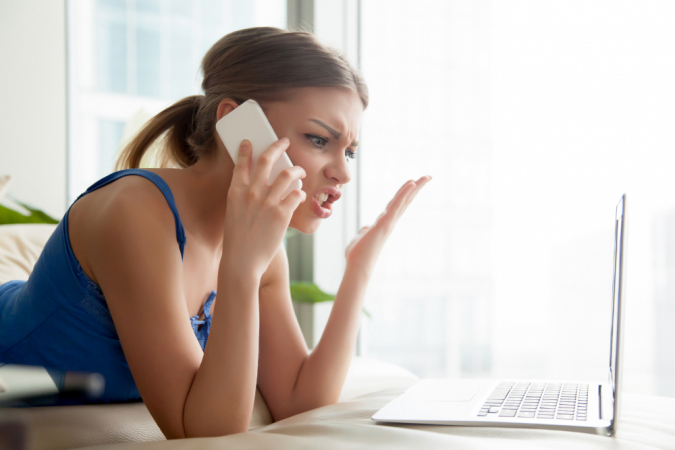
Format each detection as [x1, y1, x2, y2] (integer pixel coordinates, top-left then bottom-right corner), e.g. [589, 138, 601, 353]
[81, 388, 674, 450]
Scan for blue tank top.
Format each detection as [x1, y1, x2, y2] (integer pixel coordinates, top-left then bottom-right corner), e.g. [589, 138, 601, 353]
[0, 169, 215, 403]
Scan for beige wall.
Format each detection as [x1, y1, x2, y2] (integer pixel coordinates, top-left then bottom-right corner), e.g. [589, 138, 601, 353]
[0, 0, 67, 219]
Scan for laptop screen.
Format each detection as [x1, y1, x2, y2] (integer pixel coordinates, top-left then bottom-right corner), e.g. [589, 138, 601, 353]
[609, 195, 626, 400]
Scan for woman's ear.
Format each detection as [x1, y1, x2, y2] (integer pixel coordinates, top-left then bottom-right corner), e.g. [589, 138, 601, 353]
[216, 98, 240, 121]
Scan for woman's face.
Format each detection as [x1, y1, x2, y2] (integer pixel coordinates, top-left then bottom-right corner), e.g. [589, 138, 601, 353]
[263, 87, 363, 234]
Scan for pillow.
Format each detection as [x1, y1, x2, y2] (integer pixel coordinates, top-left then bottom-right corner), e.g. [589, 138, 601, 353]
[0, 224, 58, 284]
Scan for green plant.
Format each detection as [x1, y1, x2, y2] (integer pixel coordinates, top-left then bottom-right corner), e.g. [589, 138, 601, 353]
[290, 281, 371, 318]
[0, 200, 58, 225]
[289, 281, 335, 303]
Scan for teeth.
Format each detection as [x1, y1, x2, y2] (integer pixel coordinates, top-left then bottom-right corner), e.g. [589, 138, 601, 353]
[314, 192, 329, 205]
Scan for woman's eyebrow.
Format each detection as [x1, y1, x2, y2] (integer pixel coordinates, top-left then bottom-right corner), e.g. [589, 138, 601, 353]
[309, 119, 359, 147]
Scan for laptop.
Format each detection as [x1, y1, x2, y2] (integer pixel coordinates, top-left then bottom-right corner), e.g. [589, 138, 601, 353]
[372, 194, 627, 437]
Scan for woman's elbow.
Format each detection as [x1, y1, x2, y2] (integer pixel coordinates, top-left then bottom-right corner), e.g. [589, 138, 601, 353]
[313, 390, 341, 410]
[181, 392, 252, 437]
[274, 393, 339, 422]
[182, 415, 249, 439]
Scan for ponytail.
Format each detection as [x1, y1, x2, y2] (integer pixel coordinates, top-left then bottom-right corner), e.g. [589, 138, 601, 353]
[115, 95, 202, 170]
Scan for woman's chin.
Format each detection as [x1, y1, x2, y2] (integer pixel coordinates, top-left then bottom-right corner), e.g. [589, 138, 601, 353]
[289, 215, 322, 235]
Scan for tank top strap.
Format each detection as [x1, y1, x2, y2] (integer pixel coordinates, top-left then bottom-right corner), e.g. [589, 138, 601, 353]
[78, 169, 186, 259]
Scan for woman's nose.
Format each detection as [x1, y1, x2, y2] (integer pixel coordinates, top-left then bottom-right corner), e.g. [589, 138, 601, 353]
[325, 152, 352, 185]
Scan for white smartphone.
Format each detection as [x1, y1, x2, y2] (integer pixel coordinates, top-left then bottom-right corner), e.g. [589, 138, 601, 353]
[215, 99, 302, 199]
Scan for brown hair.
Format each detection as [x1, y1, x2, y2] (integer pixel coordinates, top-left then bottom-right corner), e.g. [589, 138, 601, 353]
[115, 27, 368, 170]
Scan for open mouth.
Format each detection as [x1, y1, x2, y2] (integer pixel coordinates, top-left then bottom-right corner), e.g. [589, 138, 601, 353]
[311, 189, 341, 219]
[312, 193, 339, 219]
[314, 192, 337, 207]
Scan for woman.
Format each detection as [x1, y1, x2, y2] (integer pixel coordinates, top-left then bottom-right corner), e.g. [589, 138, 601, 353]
[0, 27, 430, 438]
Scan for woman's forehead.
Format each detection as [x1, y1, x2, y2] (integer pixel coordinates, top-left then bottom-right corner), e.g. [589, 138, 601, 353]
[267, 87, 363, 135]
[296, 88, 362, 126]
[274, 87, 361, 114]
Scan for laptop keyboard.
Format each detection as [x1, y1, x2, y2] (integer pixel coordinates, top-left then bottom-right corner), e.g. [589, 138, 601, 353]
[477, 382, 589, 421]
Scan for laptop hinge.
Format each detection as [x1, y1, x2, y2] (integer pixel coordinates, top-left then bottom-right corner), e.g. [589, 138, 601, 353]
[599, 384, 614, 421]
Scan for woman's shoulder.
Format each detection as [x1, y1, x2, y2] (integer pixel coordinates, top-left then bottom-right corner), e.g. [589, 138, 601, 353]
[74, 172, 175, 228]
[68, 171, 181, 283]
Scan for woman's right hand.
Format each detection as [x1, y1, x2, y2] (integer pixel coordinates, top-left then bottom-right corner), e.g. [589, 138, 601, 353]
[221, 138, 306, 279]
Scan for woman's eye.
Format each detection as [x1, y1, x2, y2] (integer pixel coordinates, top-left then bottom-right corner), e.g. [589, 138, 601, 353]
[305, 133, 356, 160]
[305, 134, 328, 149]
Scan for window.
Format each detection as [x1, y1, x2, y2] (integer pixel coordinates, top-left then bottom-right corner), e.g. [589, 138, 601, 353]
[359, 0, 675, 397]
[67, 0, 286, 202]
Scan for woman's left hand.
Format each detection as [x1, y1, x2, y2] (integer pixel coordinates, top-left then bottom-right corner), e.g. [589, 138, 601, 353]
[345, 176, 432, 275]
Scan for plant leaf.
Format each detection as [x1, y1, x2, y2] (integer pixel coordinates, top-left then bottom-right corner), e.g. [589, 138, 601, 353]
[289, 282, 335, 303]
[0, 200, 58, 225]
[289, 282, 372, 319]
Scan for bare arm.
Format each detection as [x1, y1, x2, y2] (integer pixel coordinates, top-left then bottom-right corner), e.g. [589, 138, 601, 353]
[256, 177, 431, 420]
[256, 248, 368, 420]
[183, 137, 306, 436]
[89, 183, 261, 438]
[291, 263, 369, 406]
[182, 261, 261, 436]
[89, 138, 306, 438]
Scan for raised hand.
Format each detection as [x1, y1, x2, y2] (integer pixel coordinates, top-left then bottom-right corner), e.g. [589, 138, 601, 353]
[345, 176, 431, 275]
[221, 138, 306, 279]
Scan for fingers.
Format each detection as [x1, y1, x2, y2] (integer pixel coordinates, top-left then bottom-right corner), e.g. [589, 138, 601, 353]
[391, 176, 432, 211]
[384, 180, 417, 214]
[268, 165, 306, 202]
[232, 140, 253, 185]
[394, 176, 431, 215]
[386, 180, 416, 210]
[251, 137, 291, 188]
[280, 188, 307, 211]
[376, 176, 432, 229]
[401, 176, 432, 210]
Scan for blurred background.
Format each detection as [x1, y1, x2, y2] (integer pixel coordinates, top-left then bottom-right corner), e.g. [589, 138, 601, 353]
[1, 0, 674, 398]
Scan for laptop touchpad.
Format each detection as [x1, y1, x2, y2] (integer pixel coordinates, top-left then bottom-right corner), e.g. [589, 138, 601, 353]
[402, 380, 482, 402]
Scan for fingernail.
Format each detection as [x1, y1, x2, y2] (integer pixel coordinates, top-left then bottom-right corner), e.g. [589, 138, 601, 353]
[241, 140, 251, 149]
[280, 137, 290, 144]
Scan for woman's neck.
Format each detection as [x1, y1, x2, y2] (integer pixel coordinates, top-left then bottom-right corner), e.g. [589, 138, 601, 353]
[177, 150, 235, 248]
